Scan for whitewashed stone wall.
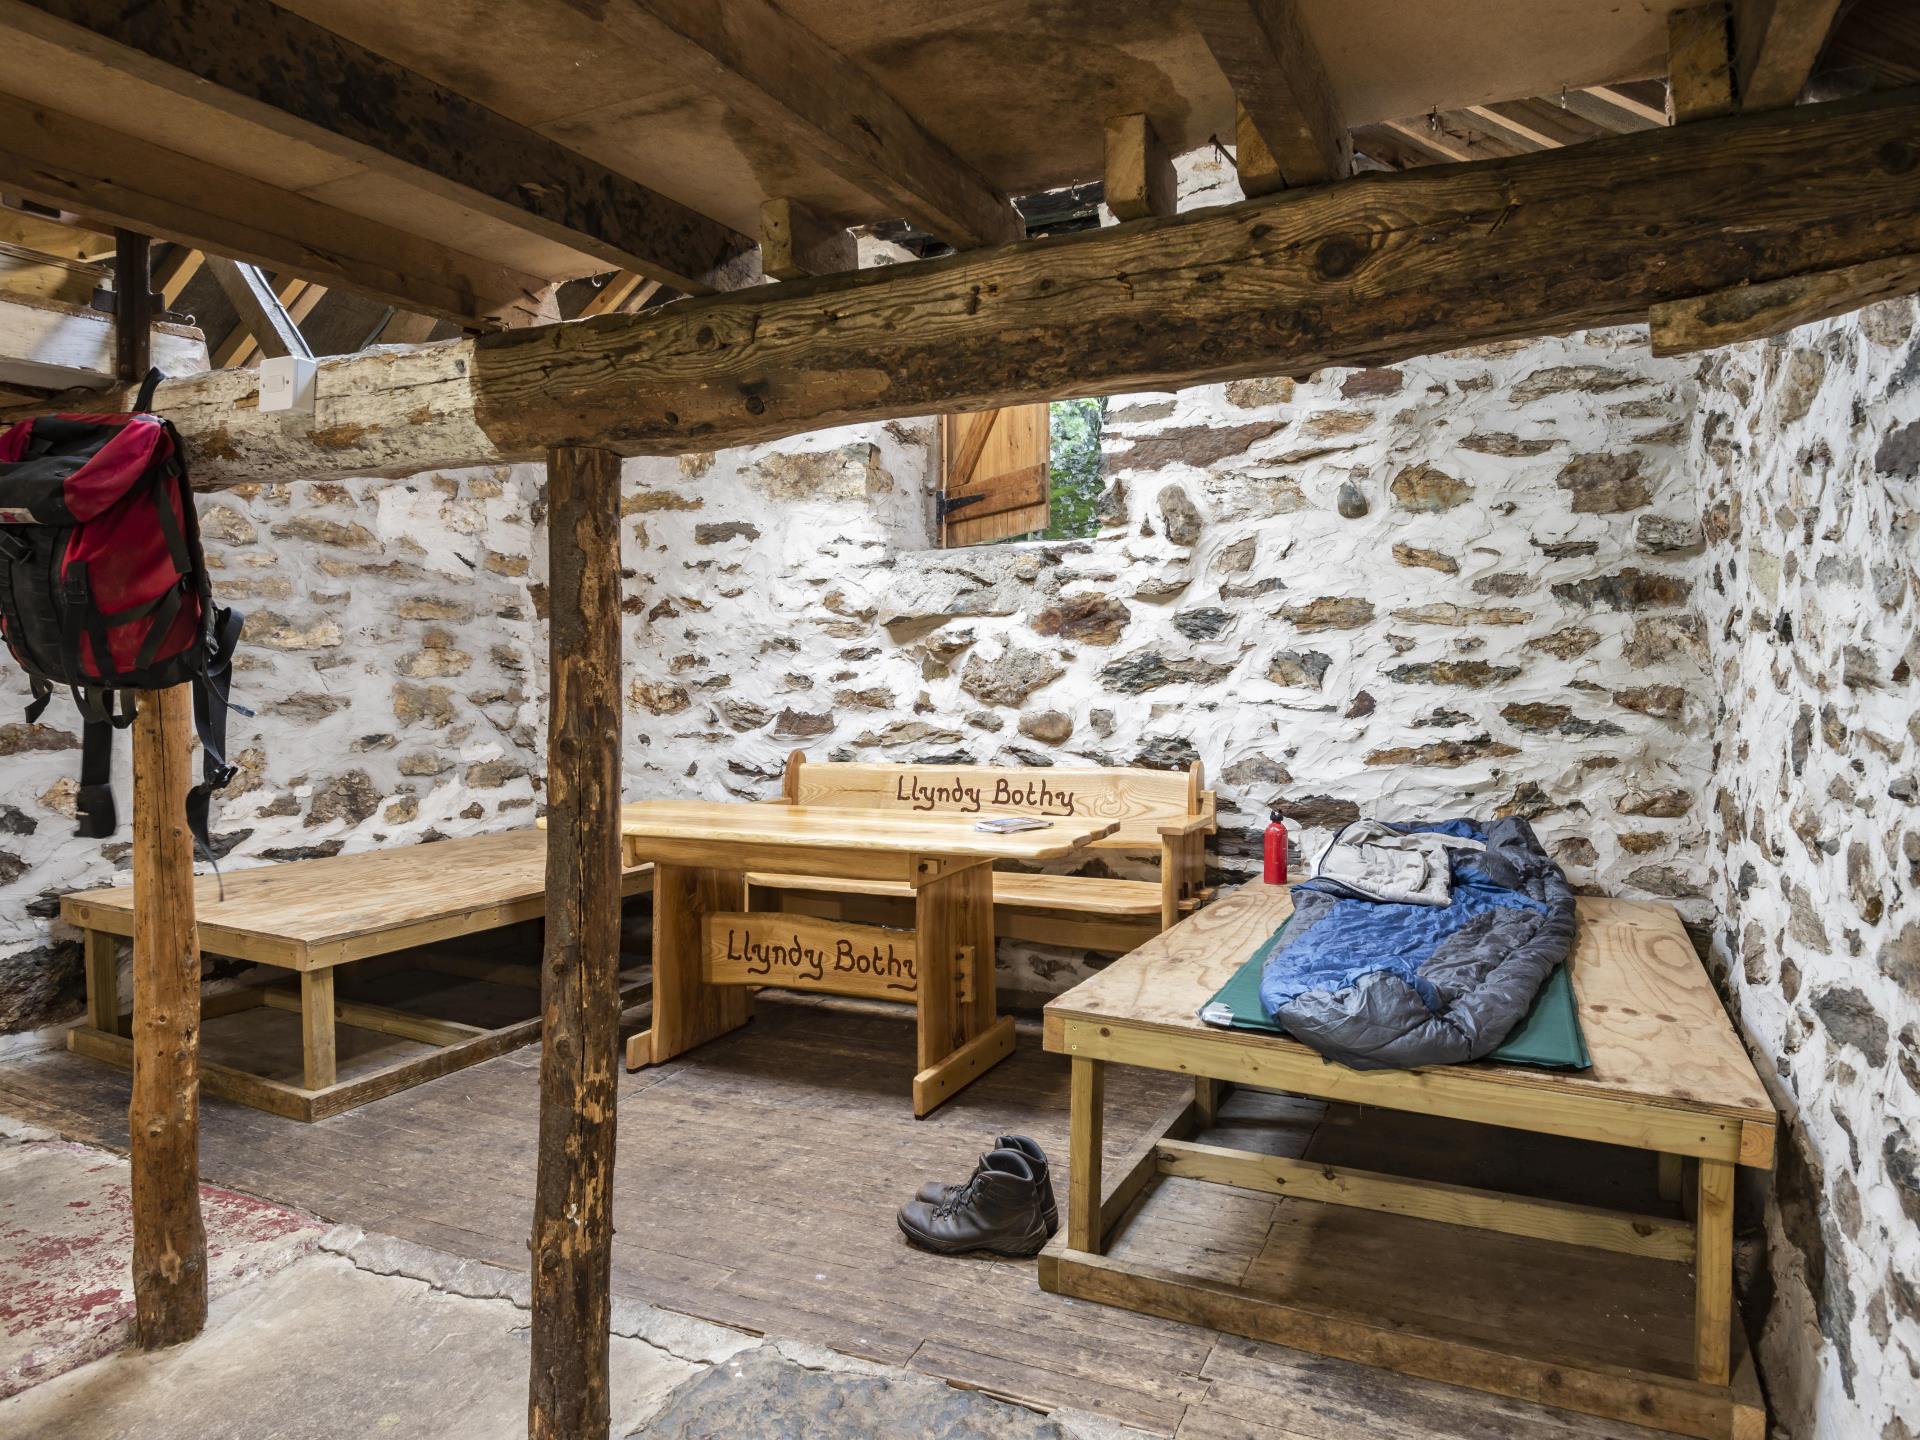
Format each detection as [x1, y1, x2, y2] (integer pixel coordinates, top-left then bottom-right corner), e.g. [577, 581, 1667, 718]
[1694, 299, 1920, 1440]
[614, 328, 1710, 1003]
[0, 466, 546, 1041]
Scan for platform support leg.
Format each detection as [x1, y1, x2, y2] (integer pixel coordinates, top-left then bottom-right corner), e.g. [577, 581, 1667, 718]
[128, 683, 207, 1348]
[1068, 1055, 1106, 1253]
[1694, 1158, 1734, 1385]
[529, 444, 623, 1440]
[84, 928, 122, 1035]
[299, 968, 336, 1090]
[1658, 1151, 1683, 1204]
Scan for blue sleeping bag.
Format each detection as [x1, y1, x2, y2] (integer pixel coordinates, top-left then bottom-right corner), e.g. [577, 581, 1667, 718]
[1258, 817, 1576, 1070]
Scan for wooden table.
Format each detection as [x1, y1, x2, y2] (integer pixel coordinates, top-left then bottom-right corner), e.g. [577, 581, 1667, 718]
[1039, 883, 1776, 1440]
[613, 799, 1117, 1115]
[62, 829, 653, 1121]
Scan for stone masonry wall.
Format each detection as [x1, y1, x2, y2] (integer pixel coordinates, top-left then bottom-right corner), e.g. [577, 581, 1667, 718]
[0, 466, 546, 1043]
[1693, 298, 1920, 1440]
[614, 326, 1710, 1005]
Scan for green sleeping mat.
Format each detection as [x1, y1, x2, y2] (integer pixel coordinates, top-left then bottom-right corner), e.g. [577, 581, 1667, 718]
[1198, 918, 1592, 1071]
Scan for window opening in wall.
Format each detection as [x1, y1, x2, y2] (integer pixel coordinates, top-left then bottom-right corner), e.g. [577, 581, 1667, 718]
[938, 398, 1105, 546]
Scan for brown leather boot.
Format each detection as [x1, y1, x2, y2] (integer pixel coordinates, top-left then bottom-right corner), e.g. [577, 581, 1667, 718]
[915, 1135, 1058, 1236]
[897, 1148, 1052, 1257]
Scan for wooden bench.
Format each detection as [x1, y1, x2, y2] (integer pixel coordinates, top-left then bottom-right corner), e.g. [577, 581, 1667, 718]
[61, 828, 654, 1121]
[748, 754, 1216, 954]
[1040, 883, 1777, 1440]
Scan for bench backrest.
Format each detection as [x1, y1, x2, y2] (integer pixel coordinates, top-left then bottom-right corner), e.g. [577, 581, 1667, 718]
[783, 754, 1207, 850]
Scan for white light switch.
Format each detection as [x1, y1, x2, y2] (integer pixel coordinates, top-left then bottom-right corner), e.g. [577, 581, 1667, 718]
[259, 355, 317, 414]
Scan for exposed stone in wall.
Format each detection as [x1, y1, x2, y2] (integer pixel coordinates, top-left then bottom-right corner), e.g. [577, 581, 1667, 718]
[1694, 299, 1920, 1439]
[0, 467, 546, 1037]
[611, 328, 1708, 1007]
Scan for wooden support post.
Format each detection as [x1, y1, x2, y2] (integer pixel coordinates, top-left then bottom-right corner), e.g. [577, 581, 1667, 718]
[528, 445, 624, 1440]
[128, 684, 207, 1348]
[1658, 1151, 1685, 1203]
[1669, 4, 1738, 123]
[112, 230, 151, 385]
[1068, 1055, 1106, 1253]
[759, 198, 856, 280]
[1103, 114, 1175, 222]
[1694, 1158, 1735, 1384]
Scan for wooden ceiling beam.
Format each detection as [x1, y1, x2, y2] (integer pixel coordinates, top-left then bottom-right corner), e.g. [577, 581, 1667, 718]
[0, 91, 551, 329]
[1189, 0, 1350, 187]
[58, 88, 1920, 490]
[1103, 115, 1177, 222]
[0, 0, 759, 294]
[1733, 0, 1849, 108]
[595, 0, 1020, 249]
[758, 199, 858, 281]
[1559, 88, 1669, 134]
[206, 259, 313, 365]
[1671, 5, 1740, 123]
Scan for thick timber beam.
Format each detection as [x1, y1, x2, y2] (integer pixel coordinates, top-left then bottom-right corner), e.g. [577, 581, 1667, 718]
[1733, 0, 1847, 110]
[0, 92, 550, 328]
[71, 88, 1920, 488]
[0, 0, 758, 293]
[528, 445, 624, 1440]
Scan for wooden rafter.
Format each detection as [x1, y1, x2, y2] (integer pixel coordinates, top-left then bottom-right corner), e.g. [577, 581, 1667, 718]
[1733, 0, 1848, 108]
[590, 0, 1020, 249]
[1561, 88, 1669, 133]
[0, 0, 760, 293]
[1670, 5, 1739, 124]
[1189, 0, 1350, 187]
[0, 91, 551, 328]
[153, 247, 202, 309]
[206, 258, 313, 365]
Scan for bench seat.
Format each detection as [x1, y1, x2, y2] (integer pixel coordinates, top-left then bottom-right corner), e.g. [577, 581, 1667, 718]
[748, 869, 1165, 915]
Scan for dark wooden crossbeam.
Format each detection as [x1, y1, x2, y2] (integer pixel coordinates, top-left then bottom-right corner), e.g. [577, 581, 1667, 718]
[82, 87, 1920, 487]
[0, 0, 759, 293]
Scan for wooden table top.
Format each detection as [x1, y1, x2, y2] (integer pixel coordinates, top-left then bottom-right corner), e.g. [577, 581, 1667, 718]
[61, 828, 652, 966]
[1046, 883, 1776, 1138]
[612, 800, 1118, 861]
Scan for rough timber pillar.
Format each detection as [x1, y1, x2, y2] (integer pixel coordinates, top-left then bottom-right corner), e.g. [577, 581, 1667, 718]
[528, 445, 624, 1440]
[128, 684, 208, 1346]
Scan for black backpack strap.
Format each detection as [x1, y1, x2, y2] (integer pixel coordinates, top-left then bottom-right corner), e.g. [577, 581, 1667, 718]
[75, 715, 117, 839]
[134, 367, 163, 413]
[23, 674, 51, 724]
[185, 605, 245, 865]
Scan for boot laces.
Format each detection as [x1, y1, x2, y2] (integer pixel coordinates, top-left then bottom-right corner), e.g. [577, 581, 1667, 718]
[933, 1176, 978, 1220]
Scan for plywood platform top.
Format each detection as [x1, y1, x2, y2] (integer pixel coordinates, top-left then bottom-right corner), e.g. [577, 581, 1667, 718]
[61, 828, 652, 967]
[1047, 883, 1776, 1137]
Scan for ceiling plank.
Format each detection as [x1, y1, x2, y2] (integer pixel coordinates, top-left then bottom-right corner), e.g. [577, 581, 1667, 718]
[1462, 106, 1558, 152]
[1650, 251, 1920, 355]
[1733, 0, 1849, 108]
[206, 258, 313, 363]
[101, 88, 1920, 489]
[1189, 0, 1350, 186]
[0, 91, 552, 328]
[0, 0, 759, 293]
[1585, 85, 1672, 126]
[595, 0, 1019, 249]
[1560, 89, 1669, 134]
[154, 247, 203, 309]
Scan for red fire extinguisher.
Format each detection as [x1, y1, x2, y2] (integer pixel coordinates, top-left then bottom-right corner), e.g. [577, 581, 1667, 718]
[1264, 809, 1289, 885]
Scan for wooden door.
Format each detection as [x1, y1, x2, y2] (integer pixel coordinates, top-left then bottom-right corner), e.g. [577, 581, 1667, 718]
[940, 403, 1050, 545]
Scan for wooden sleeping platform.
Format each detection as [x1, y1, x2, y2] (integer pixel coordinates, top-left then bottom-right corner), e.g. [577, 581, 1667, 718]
[61, 828, 653, 1121]
[1040, 883, 1777, 1440]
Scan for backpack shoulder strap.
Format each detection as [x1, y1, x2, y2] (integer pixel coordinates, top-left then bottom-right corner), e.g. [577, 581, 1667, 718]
[75, 715, 118, 839]
[133, 367, 163, 413]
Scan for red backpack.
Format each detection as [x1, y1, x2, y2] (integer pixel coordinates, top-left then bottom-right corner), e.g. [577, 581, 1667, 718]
[0, 372, 243, 855]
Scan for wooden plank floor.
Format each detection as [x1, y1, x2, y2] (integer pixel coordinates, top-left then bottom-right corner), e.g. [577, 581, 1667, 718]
[0, 976, 1675, 1439]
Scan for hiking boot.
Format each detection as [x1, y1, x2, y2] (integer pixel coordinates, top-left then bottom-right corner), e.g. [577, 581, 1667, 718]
[915, 1135, 1058, 1236]
[897, 1148, 1052, 1258]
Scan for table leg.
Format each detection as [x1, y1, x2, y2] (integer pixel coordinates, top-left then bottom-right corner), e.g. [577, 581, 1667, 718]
[1694, 1158, 1734, 1385]
[300, 968, 336, 1091]
[911, 861, 1013, 1116]
[84, 929, 122, 1035]
[1068, 1055, 1106, 1253]
[636, 863, 750, 1070]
